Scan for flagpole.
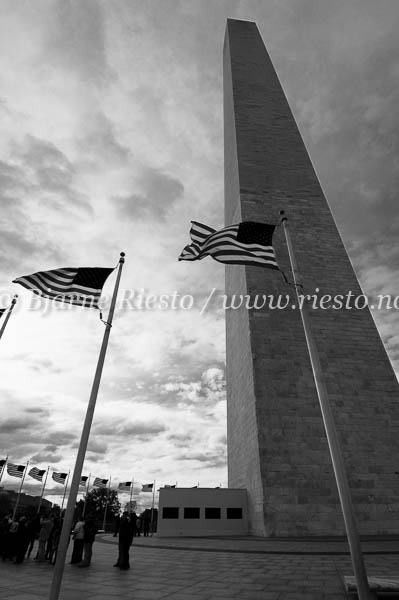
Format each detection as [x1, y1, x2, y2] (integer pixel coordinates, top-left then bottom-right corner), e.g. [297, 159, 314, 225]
[61, 471, 70, 512]
[0, 295, 17, 341]
[150, 480, 156, 536]
[129, 476, 134, 512]
[0, 456, 8, 485]
[37, 467, 50, 515]
[12, 461, 28, 520]
[102, 477, 111, 531]
[49, 252, 125, 600]
[280, 211, 371, 600]
[82, 473, 91, 517]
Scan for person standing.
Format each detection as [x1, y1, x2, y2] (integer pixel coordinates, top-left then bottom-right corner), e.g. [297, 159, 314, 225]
[114, 512, 134, 570]
[37, 513, 53, 562]
[70, 517, 85, 564]
[78, 514, 97, 567]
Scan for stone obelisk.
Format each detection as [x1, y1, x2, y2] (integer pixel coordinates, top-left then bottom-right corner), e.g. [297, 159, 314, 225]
[224, 18, 399, 536]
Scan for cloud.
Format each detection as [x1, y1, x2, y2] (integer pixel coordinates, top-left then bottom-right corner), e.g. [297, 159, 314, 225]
[30, 451, 62, 463]
[44, 0, 113, 86]
[113, 167, 184, 221]
[77, 111, 130, 167]
[94, 420, 166, 440]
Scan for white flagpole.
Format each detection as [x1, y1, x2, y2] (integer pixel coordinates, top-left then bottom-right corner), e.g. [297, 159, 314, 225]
[129, 476, 134, 512]
[0, 456, 8, 485]
[150, 480, 156, 536]
[37, 467, 50, 514]
[0, 295, 17, 341]
[12, 461, 28, 520]
[49, 252, 125, 600]
[61, 471, 70, 512]
[280, 211, 371, 600]
[102, 477, 111, 531]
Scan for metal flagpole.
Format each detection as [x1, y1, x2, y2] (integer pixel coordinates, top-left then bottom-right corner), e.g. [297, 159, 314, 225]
[150, 480, 156, 536]
[280, 211, 371, 600]
[37, 467, 50, 514]
[12, 461, 28, 520]
[82, 473, 91, 517]
[0, 295, 17, 341]
[49, 252, 125, 600]
[129, 476, 134, 512]
[0, 456, 8, 485]
[102, 477, 111, 531]
[61, 471, 70, 512]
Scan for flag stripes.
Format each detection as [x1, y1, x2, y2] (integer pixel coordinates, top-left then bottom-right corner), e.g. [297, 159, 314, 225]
[28, 467, 46, 482]
[13, 267, 113, 309]
[7, 463, 26, 478]
[118, 481, 132, 491]
[93, 477, 108, 488]
[179, 221, 279, 269]
[142, 483, 153, 492]
[52, 472, 68, 485]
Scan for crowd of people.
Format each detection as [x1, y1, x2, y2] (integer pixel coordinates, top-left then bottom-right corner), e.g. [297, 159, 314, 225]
[0, 509, 63, 565]
[0, 507, 154, 569]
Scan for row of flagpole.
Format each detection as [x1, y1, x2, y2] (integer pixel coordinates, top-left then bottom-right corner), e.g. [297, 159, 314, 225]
[1, 211, 372, 600]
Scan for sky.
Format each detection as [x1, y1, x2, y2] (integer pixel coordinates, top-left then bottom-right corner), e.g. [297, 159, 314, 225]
[1, 0, 399, 511]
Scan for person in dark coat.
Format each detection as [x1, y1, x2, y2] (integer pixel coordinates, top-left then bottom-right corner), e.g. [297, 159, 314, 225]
[114, 512, 134, 570]
[78, 514, 97, 567]
[26, 515, 40, 558]
[15, 516, 30, 564]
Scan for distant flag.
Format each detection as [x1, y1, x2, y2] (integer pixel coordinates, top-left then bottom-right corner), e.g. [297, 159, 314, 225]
[142, 483, 153, 492]
[118, 481, 132, 491]
[52, 472, 68, 485]
[179, 221, 279, 269]
[93, 477, 108, 488]
[13, 266, 114, 309]
[28, 467, 46, 482]
[7, 463, 26, 478]
[79, 476, 89, 488]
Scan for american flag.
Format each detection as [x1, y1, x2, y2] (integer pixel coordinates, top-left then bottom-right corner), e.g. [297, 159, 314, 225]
[142, 483, 153, 492]
[7, 463, 26, 478]
[52, 472, 68, 485]
[93, 477, 108, 488]
[79, 476, 89, 488]
[28, 467, 46, 482]
[118, 481, 132, 491]
[13, 267, 114, 309]
[179, 221, 279, 269]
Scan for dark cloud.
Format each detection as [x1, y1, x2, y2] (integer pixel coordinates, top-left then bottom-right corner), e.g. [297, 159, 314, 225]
[113, 167, 184, 221]
[43, 431, 77, 446]
[0, 416, 33, 434]
[30, 452, 62, 463]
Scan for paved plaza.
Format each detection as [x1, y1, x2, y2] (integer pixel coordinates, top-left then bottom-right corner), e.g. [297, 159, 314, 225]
[0, 534, 399, 599]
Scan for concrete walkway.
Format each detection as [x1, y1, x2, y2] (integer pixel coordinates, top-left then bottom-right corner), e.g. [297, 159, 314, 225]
[0, 534, 398, 599]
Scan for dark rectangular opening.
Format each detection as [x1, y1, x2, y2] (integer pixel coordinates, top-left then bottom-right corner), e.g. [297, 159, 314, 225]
[226, 507, 242, 519]
[205, 507, 221, 519]
[162, 507, 179, 519]
[184, 507, 200, 519]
